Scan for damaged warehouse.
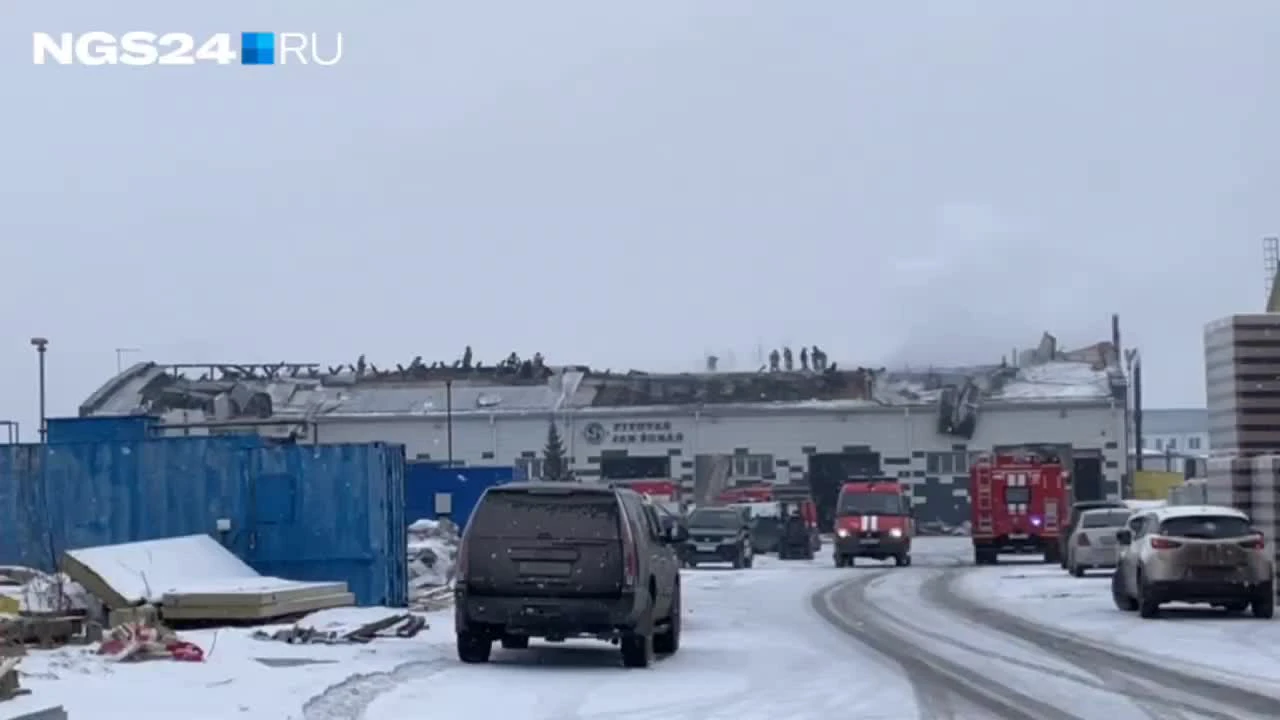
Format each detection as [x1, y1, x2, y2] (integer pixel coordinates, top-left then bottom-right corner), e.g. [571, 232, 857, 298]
[78, 333, 1130, 532]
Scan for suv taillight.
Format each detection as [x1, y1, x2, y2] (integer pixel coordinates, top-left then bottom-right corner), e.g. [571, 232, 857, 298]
[618, 510, 638, 590]
[1150, 536, 1181, 550]
[1077, 534, 1091, 546]
[1240, 533, 1266, 551]
[455, 533, 469, 579]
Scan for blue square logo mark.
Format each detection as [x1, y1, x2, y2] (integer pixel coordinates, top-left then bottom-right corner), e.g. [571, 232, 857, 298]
[240, 32, 275, 65]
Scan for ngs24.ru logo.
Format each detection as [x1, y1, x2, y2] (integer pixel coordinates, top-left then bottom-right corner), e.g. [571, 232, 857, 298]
[32, 32, 343, 66]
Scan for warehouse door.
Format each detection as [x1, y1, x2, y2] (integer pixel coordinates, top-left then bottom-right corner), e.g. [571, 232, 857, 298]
[600, 455, 670, 480]
[807, 451, 882, 532]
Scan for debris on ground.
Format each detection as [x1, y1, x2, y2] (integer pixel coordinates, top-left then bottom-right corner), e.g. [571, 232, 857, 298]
[250, 612, 427, 645]
[0, 567, 89, 617]
[60, 534, 353, 623]
[0, 616, 85, 649]
[0, 655, 29, 701]
[97, 618, 205, 662]
[408, 518, 458, 610]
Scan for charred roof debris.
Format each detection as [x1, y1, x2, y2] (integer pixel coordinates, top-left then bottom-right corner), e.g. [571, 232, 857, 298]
[79, 335, 1125, 444]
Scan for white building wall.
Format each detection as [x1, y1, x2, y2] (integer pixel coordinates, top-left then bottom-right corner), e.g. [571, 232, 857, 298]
[313, 401, 1126, 499]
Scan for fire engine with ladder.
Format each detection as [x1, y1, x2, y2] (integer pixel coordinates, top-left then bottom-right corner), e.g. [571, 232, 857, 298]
[970, 449, 1069, 566]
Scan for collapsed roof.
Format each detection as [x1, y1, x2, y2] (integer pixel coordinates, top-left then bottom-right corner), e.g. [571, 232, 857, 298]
[80, 335, 1124, 424]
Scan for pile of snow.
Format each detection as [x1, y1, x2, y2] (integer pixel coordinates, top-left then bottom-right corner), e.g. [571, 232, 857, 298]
[408, 518, 459, 609]
[0, 566, 89, 614]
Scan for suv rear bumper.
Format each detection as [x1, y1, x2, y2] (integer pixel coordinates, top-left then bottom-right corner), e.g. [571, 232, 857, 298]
[1147, 578, 1268, 603]
[456, 591, 642, 639]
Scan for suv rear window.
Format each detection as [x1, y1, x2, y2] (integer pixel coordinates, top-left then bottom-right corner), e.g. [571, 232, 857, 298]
[1082, 510, 1132, 528]
[471, 492, 621, 539]
[1160, 515, 1252, 539]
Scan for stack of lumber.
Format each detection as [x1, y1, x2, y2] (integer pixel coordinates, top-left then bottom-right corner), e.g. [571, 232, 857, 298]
[60, 535, 353, 623]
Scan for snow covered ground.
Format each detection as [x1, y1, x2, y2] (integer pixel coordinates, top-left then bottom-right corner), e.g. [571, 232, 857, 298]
[5, 554, 910, 720]
[953, 554, 1280, 690]
[12, 538, 1280, 719]
[5, 607, 442, 720]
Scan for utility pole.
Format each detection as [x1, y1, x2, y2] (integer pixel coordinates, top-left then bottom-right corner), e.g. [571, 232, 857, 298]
[445, 379, 454, 467]
[30, 337, 48, 443]
[1130, 350, 1144, 472]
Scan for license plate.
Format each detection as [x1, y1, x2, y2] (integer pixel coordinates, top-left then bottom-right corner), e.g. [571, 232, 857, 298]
[695, 543, 718, 552]
[517, 561, 571, 577]
[1009, 533, 1028, 540]
[860, 538, 880, 545]
[1189, 566, 1238, 580]
[1099, 536, 1115, 545]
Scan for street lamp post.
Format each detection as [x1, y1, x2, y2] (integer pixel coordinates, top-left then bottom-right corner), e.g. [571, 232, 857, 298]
[445, 379, 454, 467]
[30, 337, 48, 443]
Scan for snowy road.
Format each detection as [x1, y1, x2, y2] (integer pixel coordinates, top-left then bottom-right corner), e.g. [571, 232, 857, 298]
[813, 537, 1280, 720]
[323, 537, 1280, 720]
[358, 554, 913, 720]
[24, 537, 1280, 719]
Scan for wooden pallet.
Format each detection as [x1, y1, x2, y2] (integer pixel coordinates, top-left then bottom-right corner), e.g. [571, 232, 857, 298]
[0, 616, 84, 648]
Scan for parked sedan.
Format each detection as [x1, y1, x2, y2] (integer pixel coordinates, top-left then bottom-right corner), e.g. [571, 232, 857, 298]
[1067, 508, 1133, 577]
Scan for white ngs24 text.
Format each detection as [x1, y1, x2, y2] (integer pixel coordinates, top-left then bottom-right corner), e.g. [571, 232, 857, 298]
[31, 32, 344, 66]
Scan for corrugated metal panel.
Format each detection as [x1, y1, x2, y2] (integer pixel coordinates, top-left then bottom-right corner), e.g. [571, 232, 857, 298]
[383, 445, 408, 607]
[0, 436, 406, 607]
[0, 445, 47, 569]
[47, 416, 157, 444]
[405, 463, 522, 528]
[246, 443, 407, 607]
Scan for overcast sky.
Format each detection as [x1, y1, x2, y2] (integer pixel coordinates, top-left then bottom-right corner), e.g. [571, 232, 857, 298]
[0, 1, 1275, 435]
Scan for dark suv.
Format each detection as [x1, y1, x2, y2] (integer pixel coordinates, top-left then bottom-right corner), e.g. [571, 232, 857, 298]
[454, 482, 688, 668]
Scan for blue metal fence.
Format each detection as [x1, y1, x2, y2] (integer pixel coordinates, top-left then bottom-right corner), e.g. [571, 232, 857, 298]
[0, 421, 407, 607]
[405, 462, 523, 528]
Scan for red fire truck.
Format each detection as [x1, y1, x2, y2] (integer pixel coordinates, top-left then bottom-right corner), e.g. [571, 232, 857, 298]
[609, 479, 681, 514]
[969, 451, 1069, 565]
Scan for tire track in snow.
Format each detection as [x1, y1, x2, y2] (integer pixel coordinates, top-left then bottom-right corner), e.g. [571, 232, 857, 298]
[932, 568, 1278, 720]
[918, 571, 1208, 720]
[300, 657, 449, 720]
[813, 570, 1087, 720]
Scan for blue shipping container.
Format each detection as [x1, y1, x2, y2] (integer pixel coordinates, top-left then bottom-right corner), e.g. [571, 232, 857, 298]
[0, 433, 407, 607]
[405, 463, 523, 528]
[47, 416, 158, 444]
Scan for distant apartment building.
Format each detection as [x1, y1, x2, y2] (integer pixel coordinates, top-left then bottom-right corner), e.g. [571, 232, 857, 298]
[1133, 408, 1208, 454]
[1205, 314, 1280, 456]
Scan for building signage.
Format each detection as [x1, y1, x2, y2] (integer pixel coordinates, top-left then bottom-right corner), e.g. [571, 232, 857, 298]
[582, 420, 684, 445]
